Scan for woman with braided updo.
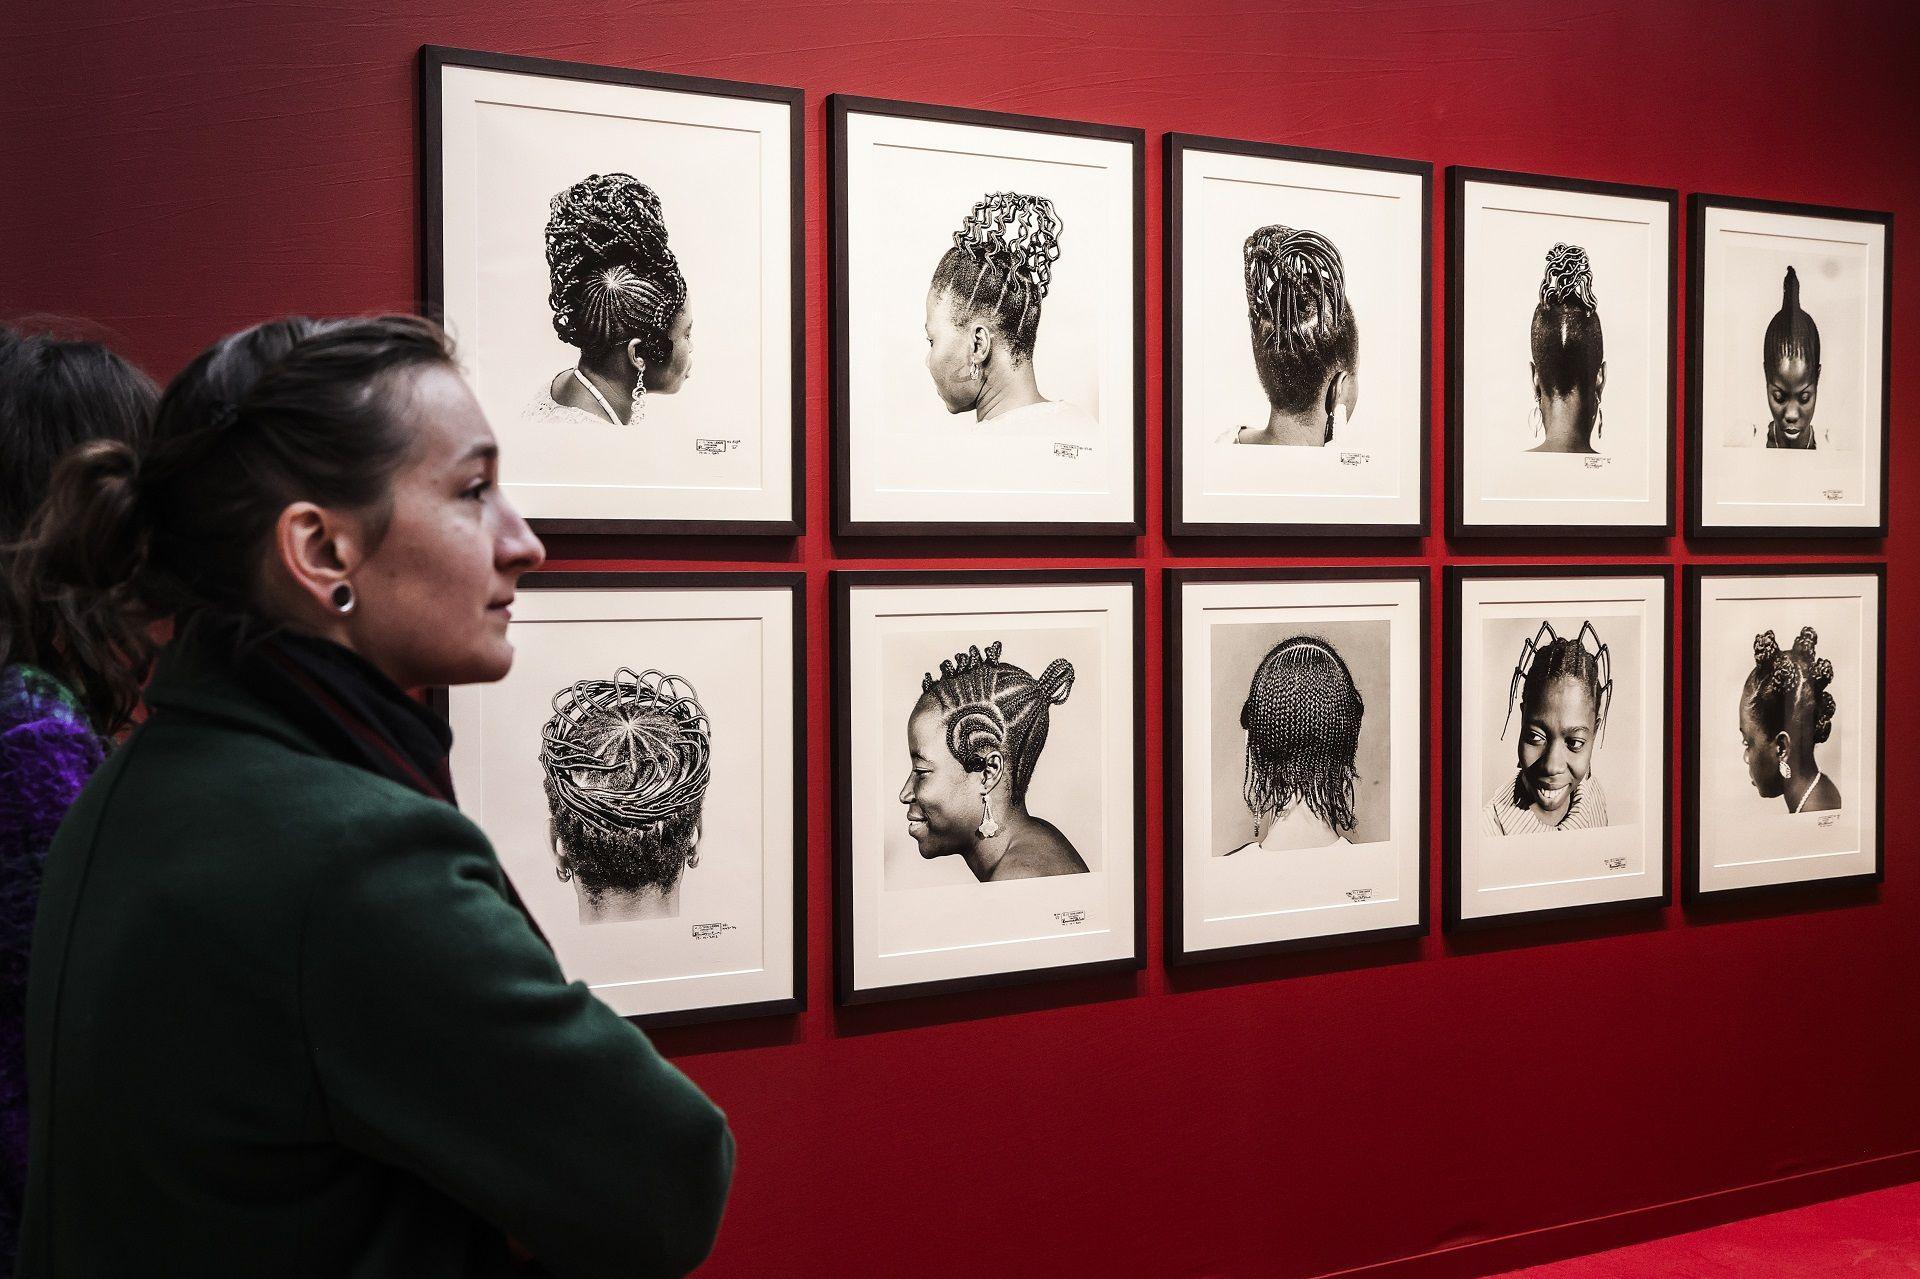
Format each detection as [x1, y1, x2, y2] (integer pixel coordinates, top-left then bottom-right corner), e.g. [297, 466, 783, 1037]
[1228, 636, 1364, 854]
[923, 191, 1099, 436]
[1739, 627, 1840, 812]
[898, 641, 1086, 881]
[1527, 242, 1606, 455]
[1483, 621, 1614, 835]
[539, 172, 693, 426]
[1760, 267, 1822, 449]
[541, 667, 713, 923]
[1232, 226, 1359, 447]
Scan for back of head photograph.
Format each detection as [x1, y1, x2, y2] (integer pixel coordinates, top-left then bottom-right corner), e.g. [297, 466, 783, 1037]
[1236, 225, 1359, 447]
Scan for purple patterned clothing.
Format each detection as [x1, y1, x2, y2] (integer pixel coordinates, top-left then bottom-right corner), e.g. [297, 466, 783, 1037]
[1, 664, 103, 1276]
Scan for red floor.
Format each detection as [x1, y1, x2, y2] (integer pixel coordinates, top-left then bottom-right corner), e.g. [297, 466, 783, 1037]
[1493, 1182, 1920, 1277]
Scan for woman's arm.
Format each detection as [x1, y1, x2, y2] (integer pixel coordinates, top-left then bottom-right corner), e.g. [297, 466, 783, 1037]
[299, 798, 734, 1279]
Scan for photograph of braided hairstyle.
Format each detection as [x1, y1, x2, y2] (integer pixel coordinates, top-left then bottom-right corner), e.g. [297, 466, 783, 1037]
[919, 641, 1074, 803]
[929, 192, 1063, 363]
[540, 667, 712, 908]
[1744, 626, 1837, 751]
[544, 173, 687, 366]
[1243, 226, 1359, 414]
[1763, 266, 1823, 375]
[1503, 620, 1613, 744]
[1238, 635, 1364, 836]
[1531, 242, 1604, 397]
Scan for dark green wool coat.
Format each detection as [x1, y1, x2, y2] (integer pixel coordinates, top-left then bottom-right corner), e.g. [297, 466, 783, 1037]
[18, 636, 734, 1277]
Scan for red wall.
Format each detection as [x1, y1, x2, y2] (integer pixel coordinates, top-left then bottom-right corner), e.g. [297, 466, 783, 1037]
[5, 2, 1917, 1275]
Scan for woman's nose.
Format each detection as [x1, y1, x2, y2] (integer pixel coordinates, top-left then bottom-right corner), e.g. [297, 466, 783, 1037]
[898, 776, 913, 805]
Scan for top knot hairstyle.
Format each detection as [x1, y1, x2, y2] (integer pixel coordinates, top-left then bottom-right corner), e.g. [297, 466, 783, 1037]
[1745, 626, 1836, 746]
[918, 640, 1074, 803]
[545, 173, 687, 363]
[15, 314, 454, 663]
[1764, 266, 1822, 372]
[1239, 635, 1364, 835]
[1532, 242, 1604, 397]
[1243, 226, 1359, 414]
[1504, 619, 1614, 744]
[930, 192, 1063, 363]
[540, 667, 713, 902]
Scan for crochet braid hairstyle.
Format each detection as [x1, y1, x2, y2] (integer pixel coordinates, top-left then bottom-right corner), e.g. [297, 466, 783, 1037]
[540, 667, 712, 902]
[918, 641, 1074, 803]
[1503, 620, 1614, 744]
[1763, 266, 1822, 371]
[929, 192, 1063, 363]
[1531, 242, 1604, 396]
[1243, 226, 1359, 413]
[1744, 626, 1837, 745]
[1239, 635, 1364, 835]
[544, 173, 687, 363]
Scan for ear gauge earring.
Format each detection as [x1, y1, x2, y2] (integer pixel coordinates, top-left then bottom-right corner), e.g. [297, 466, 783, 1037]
[976, 794, 1001, 840]
[330, 583, 356, 615]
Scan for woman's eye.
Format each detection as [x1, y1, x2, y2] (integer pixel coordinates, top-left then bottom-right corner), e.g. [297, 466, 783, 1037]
[1799, 392, 1813, 404]
[464, 480, 491, 501]
[1568, 738, 1587, 751]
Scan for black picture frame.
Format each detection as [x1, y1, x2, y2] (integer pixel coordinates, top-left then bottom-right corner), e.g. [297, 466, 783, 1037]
[1163, 565, 1431, 965]
[827, 94, 1147, 537]
[418, 45, 806, 538]
[434, 569, 808, 1030]
[1445, 166, 1680, 540]
[1164, 134, 1432, 538]
[1442, 562, 1676, 931]
[1681, 561, 1886, 902]
[1685, 193, 1894, 539]
[831, 568, 1147, 1003]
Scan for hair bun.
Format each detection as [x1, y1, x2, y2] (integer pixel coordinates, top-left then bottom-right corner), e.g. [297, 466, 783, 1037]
[1752, 629, 1780, 667]
[1039, 657, 1075, 706]
[1244, 226, 1347, 354]
[1540, 243, 1598, 310]
[954, 192, 1063, 302]
[31, 438, 150, 593]
[1782, 265, 1802, 316]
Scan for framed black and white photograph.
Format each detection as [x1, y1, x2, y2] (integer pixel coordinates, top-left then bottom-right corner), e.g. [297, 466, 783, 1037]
[1166, 568, 1428, 962]
[833, 570, 1143, 1002]
[1445, 565, 1672, 928]
[1166, 136, 1430, 536]
[1447, 168, 1677, 536]
[445, 572, 804, 1027]
[830, 95, 1144, 535]
[1687, 196, 1892, 537]
[1684, 564, 1883, 899]
[421, 47, 803, 534]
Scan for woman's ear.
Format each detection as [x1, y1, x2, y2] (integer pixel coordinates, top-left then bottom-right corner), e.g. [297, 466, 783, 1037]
[971, 321, 994, 369]
[625, 338, 648, 373]
[1773, 731, 1793, 763]
[1529, 362, 1543, 399]
[270, 500, 367, 622]
[979, 750, 1005, 796]
[1594, 360, 1607, 400]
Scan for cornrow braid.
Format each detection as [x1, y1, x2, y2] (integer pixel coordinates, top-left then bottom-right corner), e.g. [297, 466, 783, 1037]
[544, 173, 687, 362]
[1503, 620, 1613, 745]
[929, 192, 1063, 363]
[1764, 266, 1822, 371]
[918, 640, 1074, 803]
[1238, 635, 1364, 835]
[1746, 626, 1837, 746]
[1532, 242, 1604, 397]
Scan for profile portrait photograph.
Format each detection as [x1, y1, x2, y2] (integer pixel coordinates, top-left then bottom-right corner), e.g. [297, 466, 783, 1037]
[1168, 570, 1426, 960]
[1689, 196, 1891, 535]
[832, 96, 1142, 533]
[1687, 566, 1882, 898]
[836, 572, 1142, 1001]
[1447, 568, 1670, 927]
[424, 48, 801, 531]
[1449, 168, 1676, 534]
[446, 575, 803, 1025]
[1168, 136, 1428, 535]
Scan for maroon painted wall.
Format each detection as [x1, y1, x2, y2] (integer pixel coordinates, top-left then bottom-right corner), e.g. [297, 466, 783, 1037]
[5, 2, 1917, 1275]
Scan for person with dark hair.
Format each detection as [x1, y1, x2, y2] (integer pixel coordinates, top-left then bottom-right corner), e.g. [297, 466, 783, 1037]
[1740, 626, 1840, 812]
[1760, 266, 1822, 449]
[0, 321, 156, 1274]
[1483, 620, 1614, 835]
[1527, 243, 1606, 455]
[537, 172, 693, 426]
[1227, 635, 1364, 854]
[15, 315, 733, 1277]
[899, 640, 1086, 881]
[1231, 227, 1359, 447]
[923, 192, 1098, 437]
[541, 666, 712, 923]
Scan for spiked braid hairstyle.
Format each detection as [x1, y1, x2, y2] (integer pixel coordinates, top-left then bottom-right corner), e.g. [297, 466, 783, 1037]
[1531, 242, 1604, 396]
[918, 641, 1074, 803]
[1239, 635, 1364, 834]
[1744, 626, 1836, 746]
[929, 192, 1063, 363]
[1763, 266, 1822, 372]
[544, 173, 686, 363]
[1243, 226, 1359, 414]
[1503, 620, 1613, 745]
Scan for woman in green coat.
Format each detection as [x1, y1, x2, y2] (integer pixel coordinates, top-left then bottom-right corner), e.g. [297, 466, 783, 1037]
[14, 315, 734, 1277]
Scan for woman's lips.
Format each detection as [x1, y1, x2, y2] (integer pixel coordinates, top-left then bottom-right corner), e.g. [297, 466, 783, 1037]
[1532, 780, 1570, 807]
